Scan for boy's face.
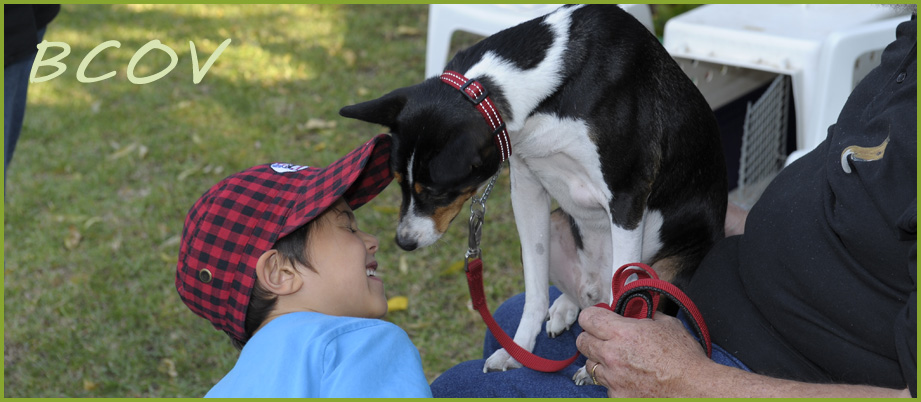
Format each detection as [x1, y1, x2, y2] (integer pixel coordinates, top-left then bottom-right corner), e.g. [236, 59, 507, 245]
[297, 199, 388, 319]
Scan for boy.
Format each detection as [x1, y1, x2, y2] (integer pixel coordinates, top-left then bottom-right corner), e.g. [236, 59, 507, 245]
[176, 134, 432, 397]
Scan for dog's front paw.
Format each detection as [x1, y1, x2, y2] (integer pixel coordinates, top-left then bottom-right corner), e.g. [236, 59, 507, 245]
[483, 348, 522, 372]
[547, 294, 580, 338]
[572, 365, 594, 386]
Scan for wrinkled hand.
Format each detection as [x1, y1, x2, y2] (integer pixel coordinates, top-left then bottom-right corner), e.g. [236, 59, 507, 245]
[576, 306, 713, 398]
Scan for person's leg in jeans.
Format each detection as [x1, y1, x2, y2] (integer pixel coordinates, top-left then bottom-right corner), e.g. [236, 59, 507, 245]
[429, 285, 752, 397]
[430, 287, 607, 397]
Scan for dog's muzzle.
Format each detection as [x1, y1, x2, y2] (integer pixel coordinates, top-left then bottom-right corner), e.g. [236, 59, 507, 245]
[395, 216, 441, 251]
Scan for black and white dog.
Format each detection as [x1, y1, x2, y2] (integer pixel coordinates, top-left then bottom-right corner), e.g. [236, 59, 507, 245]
[340, 5, 727, 384]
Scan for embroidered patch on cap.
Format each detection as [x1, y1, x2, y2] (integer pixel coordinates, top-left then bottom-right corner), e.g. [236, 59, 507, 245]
[270, 163, 310, 173]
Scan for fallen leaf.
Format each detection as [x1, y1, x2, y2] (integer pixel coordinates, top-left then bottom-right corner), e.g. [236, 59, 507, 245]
[342, 49, 356, 67]
[177, 166, 199, 181]
[83, 216, 103, 229]
[110, 237, 122, 252]
[404, 322, 433, 330]
[160, 252, 176, 264]
[399, 254, 408, 274]
[302, 118, 337, 131]
[440, 259, 466, 276]
[69, 273, 89, 285]
[64, 226, 82, 250]
[159, 358, 178, 378]
[371, 205, 400, 214]
[160, 234, 181, 249]
[387, 296, 409, 312]
[395, 25, 422, 37]
[83, 380, 98, 391]
[108, 143, 138, 160]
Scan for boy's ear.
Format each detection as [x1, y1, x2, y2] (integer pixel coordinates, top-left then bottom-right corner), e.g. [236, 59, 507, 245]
[255, 250, 302, 296]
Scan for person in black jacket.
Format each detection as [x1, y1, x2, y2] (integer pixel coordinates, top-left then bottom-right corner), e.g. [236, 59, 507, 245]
[5, 4, 60, 176]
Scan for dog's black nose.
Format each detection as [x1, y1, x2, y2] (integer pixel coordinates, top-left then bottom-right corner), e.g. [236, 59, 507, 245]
[395, 236, 418, 251]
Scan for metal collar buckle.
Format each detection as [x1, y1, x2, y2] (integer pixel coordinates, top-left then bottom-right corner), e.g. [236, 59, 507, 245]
[460, 79, 490, 105]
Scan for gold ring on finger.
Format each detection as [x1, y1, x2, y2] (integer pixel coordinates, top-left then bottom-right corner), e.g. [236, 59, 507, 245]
[590, 362, 601, 386]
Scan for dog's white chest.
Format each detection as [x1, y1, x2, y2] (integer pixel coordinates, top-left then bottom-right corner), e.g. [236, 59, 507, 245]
[512, 114, 612, 227]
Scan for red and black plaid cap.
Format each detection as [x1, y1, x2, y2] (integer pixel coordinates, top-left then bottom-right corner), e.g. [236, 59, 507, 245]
[176, 134, 393, 343]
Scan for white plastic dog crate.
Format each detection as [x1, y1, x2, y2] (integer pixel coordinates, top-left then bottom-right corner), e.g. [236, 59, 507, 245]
[424, 4, 655, 78]
[664, 4, 911, 162]
[664, 4, 911, 205]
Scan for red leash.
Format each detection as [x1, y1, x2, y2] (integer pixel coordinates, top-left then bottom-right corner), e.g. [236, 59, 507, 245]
[445, 69, 577, 372]
[465, 257, 581, 372]
[595, 263, 713, 358]
[462, 197, 579, 372]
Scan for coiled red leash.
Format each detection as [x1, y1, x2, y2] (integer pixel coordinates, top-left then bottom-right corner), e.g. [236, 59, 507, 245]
[595, 263, 713, 358]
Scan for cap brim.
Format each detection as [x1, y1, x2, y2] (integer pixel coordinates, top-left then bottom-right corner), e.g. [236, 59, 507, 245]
[280, 133, 393, 237]
[339, 133, 394, 210]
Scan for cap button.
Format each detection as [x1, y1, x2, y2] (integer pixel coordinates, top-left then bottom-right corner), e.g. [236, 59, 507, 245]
[198, 269, 213, 283]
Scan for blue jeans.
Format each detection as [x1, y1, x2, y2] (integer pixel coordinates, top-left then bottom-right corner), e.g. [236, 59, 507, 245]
[430, 287, 750, 397]
[5, 27, 46, 177]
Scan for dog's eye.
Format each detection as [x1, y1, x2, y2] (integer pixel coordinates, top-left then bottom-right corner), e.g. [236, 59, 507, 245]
[413, 182, 432, 194]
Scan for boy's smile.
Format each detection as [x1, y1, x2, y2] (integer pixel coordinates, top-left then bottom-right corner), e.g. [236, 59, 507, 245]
[367, 260, 380, 280]
[294, 199, 388, 319]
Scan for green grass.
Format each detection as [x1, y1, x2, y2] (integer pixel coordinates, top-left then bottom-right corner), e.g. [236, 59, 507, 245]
[4, 5, 695, 397]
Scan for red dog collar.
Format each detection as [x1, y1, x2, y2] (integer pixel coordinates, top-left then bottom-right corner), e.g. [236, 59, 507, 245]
[440, 71, 512, 162]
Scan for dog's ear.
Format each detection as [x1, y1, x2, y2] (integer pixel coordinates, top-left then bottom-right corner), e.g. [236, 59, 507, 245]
[339, 87, 411, 129]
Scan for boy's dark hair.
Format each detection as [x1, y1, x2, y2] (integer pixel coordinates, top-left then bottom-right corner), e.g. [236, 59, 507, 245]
[230, 219, 320, 350]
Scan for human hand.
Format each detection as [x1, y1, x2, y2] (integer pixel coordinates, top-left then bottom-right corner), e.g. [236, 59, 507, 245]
[576, 306, 713, 397]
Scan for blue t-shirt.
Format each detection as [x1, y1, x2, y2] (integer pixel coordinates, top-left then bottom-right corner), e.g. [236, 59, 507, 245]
[206, 312, 432, 398]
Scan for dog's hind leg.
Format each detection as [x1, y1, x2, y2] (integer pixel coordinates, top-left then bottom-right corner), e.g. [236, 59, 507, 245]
[547, 208, 584, 338]
[573, 212, 646, 386]
[547, 208, 583, 337]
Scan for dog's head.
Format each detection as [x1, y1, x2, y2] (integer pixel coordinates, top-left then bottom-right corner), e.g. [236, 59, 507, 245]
[340, 79, 504, 251]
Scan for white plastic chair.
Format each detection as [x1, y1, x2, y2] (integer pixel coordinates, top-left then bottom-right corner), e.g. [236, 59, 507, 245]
[662, 4, 911, 165]
[424, 4, 654, 79]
